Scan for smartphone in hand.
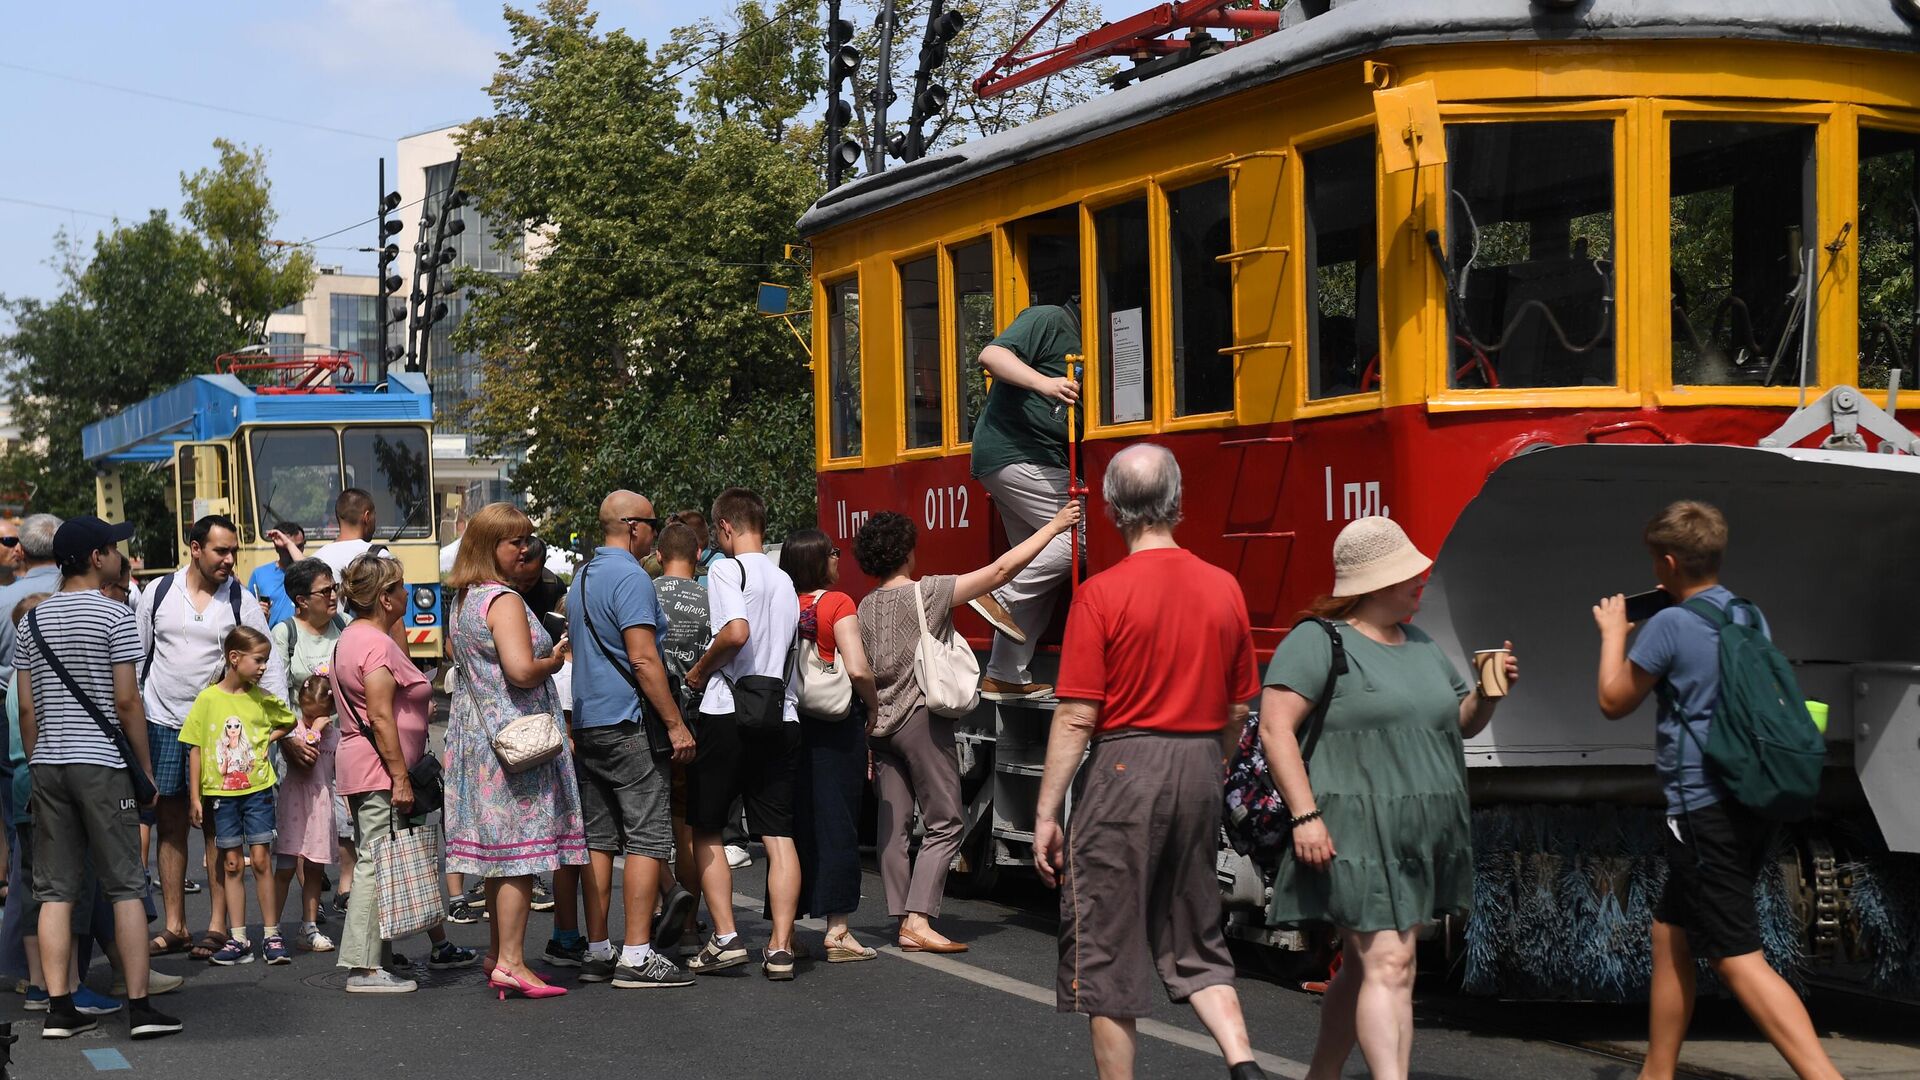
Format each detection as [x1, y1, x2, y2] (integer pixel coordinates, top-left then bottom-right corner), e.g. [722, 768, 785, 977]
[1624, 589, 1672, 624]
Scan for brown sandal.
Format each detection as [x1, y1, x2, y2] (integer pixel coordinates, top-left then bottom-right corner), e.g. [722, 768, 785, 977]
[189, 930, 225, 961]
[150, 929, 191, 956]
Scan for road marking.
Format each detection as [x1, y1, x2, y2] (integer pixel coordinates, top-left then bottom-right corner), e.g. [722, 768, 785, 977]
[83, 1048, 132, 1071]
[731, 892, 1309, 1079]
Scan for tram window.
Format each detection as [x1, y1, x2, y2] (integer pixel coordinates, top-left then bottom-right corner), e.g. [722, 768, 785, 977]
[900, 256, 942, 450]
[342, 426, 432, 539]
[1670, 122, 1817, 387]
[1858, 128, 1920, 392]
[1168, 177, 1235, 416]
[1304, 136, 1379, 400]
[825, 277, 863, 459]
[1096, 198, 1153, 425]
[950, 239, 994, 442]
[248, 429, 339, 538]
[1443, 122, 1616, 389]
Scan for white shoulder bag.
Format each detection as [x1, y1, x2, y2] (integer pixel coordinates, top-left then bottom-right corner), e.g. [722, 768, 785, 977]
[794, 598, 854, 720]
[912, 579, 981, 717]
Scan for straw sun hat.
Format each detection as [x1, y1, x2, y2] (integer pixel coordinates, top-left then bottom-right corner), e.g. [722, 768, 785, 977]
[1331, 516, 1433, 598]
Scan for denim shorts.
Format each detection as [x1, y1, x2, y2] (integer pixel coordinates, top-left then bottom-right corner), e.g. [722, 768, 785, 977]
[212, 787, 276, 850]
[574, 720, 673, 859]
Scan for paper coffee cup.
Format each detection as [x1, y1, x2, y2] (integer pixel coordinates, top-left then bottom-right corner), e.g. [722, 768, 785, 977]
[1473, 649, 1511, 698]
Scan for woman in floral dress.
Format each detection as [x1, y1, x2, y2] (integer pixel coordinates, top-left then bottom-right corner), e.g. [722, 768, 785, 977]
[444, 502, 585, 998]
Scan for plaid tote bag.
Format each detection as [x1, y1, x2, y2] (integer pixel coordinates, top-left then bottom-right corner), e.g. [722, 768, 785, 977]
[377, 823, 448, 940]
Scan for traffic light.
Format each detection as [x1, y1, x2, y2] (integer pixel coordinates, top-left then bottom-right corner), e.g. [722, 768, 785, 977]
[902, 2, 964, 163]
[825, 5, 862, 189]
[375, 160, 404, 381]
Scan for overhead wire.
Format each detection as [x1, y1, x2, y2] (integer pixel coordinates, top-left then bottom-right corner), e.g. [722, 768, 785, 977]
[284, 5, 807, 255]
[0, 60, 393, 142]
[0, 195, 119, 219]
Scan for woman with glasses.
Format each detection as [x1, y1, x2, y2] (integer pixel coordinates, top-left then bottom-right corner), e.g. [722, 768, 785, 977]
[782, 528, 880, 962]
[444, 502, 584, 1000]
[268, 558, 343, 953]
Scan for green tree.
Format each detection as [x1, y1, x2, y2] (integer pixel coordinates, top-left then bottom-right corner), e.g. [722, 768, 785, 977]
[0, 140, 313, 564]
[0, 216, 240, 563]
[456, 0, 820, 542]
[181, 138, 316, 341]
[840, 0, 1111, 176]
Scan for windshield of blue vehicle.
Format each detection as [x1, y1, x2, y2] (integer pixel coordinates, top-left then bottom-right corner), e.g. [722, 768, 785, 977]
[251, 426, 432, 541]
[250, 429, 338, 537]
[342, 426, 432, 540]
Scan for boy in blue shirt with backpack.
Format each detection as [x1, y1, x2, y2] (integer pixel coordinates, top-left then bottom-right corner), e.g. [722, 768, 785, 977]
[1592, 500, 1839, 1080]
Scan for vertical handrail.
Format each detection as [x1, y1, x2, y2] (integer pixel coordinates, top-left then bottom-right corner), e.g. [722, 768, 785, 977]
[1065, 357, 1087, 593]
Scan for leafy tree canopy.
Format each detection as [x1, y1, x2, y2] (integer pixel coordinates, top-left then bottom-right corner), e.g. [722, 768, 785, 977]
[455, 0, 820, 543]
[1, 142, 313, 564]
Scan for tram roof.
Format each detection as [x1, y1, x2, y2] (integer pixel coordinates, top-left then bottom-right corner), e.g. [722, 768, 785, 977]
[82, 371, 433, 466]
[798, 0, 1920, 237]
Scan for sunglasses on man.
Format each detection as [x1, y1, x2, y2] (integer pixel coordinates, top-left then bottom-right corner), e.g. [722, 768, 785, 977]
[621, 516, 663, 531]
[0, 537, 17, 548]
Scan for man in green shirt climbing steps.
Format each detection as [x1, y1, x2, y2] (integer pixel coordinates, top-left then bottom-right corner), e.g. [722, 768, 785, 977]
[968, 299, 1083, 701]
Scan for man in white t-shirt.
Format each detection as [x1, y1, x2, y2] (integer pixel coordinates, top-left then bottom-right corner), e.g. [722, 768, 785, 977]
[681, 488, 801, 981]
[135, 514, 282, 959]
[312, 488, 383, 579]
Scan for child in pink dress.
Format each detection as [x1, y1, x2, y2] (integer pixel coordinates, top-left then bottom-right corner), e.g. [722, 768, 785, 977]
[272, 676, 340, 952]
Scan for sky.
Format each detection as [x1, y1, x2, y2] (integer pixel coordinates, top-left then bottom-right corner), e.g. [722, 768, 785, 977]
[0, 0, 688, 316]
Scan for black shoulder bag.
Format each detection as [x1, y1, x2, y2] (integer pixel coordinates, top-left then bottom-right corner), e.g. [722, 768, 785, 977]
[25, 611, 158, 806]
[336, 661, 443, 816]
[578, 555, 674, 758]
[717, 557, 791, 733]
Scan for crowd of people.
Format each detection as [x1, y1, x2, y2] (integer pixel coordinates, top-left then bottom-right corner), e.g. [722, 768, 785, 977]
[0, 289, 1845, 1080]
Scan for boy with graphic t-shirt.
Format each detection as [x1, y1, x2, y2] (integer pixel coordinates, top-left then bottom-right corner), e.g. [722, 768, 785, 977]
[1593, 501, 1839, 1080]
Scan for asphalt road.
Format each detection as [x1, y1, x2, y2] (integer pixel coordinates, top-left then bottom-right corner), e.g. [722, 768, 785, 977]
[4, 840, 1653, 1080]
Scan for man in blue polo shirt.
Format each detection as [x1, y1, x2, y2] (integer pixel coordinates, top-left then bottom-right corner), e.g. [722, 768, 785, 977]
[563, 489, 697, 990]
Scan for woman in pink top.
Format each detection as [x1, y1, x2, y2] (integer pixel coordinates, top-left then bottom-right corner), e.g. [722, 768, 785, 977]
[330, 554, 475, 992]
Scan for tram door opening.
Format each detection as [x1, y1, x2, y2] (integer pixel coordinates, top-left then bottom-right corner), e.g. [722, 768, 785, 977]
[993, 206, 1085, 658]
[1012, 204, 1082, 310]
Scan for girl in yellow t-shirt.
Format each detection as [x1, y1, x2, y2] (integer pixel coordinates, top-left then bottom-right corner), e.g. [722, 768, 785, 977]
[180, 627, 296, 967]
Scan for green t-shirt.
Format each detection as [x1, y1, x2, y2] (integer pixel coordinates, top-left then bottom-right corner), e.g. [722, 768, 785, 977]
[179, 685, 296, 797]
[969, 304, 1081, 478]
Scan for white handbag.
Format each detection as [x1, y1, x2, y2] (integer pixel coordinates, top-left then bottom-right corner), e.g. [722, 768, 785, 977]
[794, 602, 854, 720]
[912, 579, 981, 718]
[492, 711, 564, 773]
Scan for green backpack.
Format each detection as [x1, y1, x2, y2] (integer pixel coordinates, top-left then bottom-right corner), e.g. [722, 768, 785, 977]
[1679, 596, 1826, 822]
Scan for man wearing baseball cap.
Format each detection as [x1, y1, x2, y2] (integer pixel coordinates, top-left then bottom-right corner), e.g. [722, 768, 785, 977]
[16, 516, 182, 1040]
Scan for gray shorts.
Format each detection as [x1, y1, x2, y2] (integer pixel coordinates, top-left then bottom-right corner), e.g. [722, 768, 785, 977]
[30, 764, 144, 905]
[574, 720, 673, 860]
[1057, 731, 1237, 1018]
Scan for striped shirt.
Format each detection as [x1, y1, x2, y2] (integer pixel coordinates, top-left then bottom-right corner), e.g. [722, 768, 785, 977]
[14, 590, 141, 769]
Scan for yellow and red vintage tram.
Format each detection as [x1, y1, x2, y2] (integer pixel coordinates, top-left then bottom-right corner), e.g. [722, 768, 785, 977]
[800, 0, 1920, 998]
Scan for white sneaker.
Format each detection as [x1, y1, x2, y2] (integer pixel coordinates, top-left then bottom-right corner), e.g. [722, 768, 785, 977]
[345, 969, 418, 994]
[110, 969, 184, 997]
[724, 844, 752, 870]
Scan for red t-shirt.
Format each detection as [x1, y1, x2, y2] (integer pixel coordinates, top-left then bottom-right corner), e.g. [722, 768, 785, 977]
[798, 590, 856, 663]
[1055, 547, 1259, 734]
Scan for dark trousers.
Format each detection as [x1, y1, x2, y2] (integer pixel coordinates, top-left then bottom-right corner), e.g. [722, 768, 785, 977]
[1, 824, 115, 982]
[795, 703, 867, 918]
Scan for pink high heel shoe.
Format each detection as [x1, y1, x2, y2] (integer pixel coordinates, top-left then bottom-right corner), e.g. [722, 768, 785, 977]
[489, 967, 568, 1001]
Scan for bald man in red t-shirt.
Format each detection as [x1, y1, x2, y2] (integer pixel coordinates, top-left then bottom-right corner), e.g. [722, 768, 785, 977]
[1034, 443, 1266, 1080]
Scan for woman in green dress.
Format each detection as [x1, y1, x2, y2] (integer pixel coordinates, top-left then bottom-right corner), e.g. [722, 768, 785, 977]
[1259, 516, 1518, 1080]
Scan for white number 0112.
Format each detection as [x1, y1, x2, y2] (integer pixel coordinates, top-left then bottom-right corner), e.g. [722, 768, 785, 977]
[924, 485, 971, 531]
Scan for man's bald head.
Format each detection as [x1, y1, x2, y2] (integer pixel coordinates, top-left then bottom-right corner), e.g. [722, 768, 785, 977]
[1104, 443, 1182, 534]
[599, 489, 658, 556]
